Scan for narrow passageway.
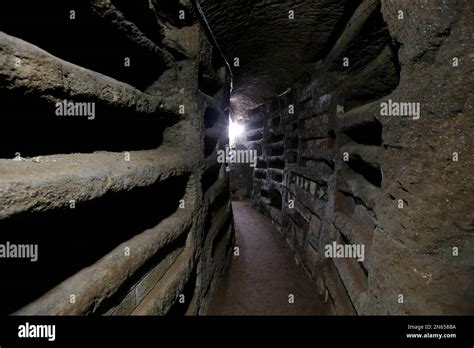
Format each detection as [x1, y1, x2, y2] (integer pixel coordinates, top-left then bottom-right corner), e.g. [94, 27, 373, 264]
[0, 0, 471, 319]
[207, 201, 331, 315]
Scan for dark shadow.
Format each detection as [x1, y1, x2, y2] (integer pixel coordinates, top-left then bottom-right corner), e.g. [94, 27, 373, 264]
[0, 0, 168, 91]
[0, 174, 188, 315]
[347, 155, 382, 187]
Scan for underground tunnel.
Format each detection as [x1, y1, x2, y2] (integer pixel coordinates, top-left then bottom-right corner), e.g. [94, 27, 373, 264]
[0, 0, 472, 323]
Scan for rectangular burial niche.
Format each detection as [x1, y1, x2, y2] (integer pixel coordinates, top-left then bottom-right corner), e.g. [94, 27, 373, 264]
[272, 171, 283, 182]
[99, 225, 190, 315]
[255, 170, 267, 180]
[268, 158, 285, 170]
[342, 119, 382, 146]
[0, 82, 180, 157]
[256, 159, 267, 169]
[0, 0, 169, 92]
[0, 174, 189, 315]
[0, 122, 167, 158]
[269, 188, 282, 209]
[268, 144, 285, 156]
[346, 154, 382, 188]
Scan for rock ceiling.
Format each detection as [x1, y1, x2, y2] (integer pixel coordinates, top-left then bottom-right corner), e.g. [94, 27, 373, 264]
[200, 0, 361, 110]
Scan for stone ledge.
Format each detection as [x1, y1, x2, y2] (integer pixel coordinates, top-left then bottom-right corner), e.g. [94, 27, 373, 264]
[0, 32, 190, 119]
[0, 146, 194, 219]
[14, 208, 193, 315]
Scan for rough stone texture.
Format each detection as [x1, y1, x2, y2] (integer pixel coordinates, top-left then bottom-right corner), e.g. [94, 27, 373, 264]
[0, 0, 472, 317]
[244, 0, 473, 314]
[0, 146, 193, 218]
[16, 210, 193, 315]
[369, 0, 474, 315]
[0, 0, 234, 315]
[0, 32, 184, 119]
[200, 0, 362, 108]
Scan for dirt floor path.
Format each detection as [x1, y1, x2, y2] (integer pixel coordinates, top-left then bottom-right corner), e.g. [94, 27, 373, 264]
[206, 200, 331, 315]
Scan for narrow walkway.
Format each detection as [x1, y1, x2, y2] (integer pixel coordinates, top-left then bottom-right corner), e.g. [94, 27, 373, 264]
[207, 200, 331, 315]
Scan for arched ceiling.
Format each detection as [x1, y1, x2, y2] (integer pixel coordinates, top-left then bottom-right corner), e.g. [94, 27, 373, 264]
[200, 0, 361, 110]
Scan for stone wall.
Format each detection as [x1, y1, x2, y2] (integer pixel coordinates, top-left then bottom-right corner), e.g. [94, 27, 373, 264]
[0, 0, 233, 315]
[249, 0, 473, 315]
